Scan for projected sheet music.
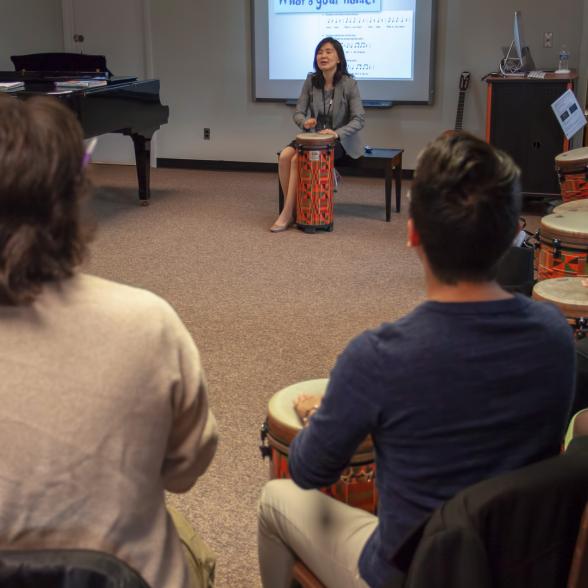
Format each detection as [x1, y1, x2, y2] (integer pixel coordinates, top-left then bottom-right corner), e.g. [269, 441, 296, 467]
[269, 0, 415, 81]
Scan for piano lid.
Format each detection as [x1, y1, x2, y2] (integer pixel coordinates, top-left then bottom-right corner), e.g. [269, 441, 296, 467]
[0, 71, 137, 85]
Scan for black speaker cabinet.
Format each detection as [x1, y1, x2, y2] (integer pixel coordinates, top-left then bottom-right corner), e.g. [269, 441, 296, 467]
[485, 73, 576, 196]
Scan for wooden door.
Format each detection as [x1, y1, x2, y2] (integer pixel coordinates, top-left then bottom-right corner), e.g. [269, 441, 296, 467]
[61, 0, 155, 164]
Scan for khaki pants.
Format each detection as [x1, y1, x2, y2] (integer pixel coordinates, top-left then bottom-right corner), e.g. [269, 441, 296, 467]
[258, 479, 378, 588]
[168, 506, 216, 588]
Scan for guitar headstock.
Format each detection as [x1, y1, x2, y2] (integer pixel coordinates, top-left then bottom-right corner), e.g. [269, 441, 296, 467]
[459, 71, 471, 92]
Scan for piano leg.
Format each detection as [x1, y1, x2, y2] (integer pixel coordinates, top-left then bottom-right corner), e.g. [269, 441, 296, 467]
[131, 133, 151, 206]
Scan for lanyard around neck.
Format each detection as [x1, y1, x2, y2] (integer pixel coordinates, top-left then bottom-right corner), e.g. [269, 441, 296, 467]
[322, 87, 333, 118]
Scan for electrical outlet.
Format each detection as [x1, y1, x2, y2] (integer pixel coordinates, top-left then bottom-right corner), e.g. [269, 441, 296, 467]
[203, 128, 210, 140]
[543, 32, 553, 48]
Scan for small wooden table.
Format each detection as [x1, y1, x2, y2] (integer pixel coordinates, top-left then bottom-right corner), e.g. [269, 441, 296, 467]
[278, 147, 404, 222]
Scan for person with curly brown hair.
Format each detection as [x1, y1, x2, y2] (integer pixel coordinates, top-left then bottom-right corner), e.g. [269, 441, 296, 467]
[0, 95, 218, 588]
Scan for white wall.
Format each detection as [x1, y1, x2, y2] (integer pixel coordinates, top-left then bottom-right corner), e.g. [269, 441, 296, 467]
[150, 0, 585, 168]
[0, 0, 585, 168]
[0, 0, 64, 70]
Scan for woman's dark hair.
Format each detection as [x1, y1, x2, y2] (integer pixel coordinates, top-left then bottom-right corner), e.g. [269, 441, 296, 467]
[311, 37, 350, 88]
[409, 132, 522, 285]
[0, 95, 92, 305]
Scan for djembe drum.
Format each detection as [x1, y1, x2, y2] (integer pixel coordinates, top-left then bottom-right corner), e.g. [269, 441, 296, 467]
[532, 277, 588, 339]
[537, 200, 588, 280]
[555, 147, 588, 203]
[259, 379, 378, 514]
[295, 133, 337, 233]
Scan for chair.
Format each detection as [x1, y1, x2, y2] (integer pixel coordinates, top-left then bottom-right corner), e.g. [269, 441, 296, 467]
[11, 53, 111, 75]
[568, 501, 588, 588]
[0, 549, 149, 587]
[496, 245, 535, 296]
[393, 437, 588, 588]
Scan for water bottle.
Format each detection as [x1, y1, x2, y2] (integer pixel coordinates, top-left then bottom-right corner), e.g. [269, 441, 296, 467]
[558, 45, 570, 72]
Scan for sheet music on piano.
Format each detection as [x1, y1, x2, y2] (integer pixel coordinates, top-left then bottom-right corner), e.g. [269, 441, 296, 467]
[0, 81, 24, 91]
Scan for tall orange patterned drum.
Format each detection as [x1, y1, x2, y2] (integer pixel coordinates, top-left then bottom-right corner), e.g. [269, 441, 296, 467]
[260, 379, 378, 514]
[556, 147, 588, 203]
[295, 133, 336, 233]
[537, 200, 588, 280]
[532, 277, 588, 339]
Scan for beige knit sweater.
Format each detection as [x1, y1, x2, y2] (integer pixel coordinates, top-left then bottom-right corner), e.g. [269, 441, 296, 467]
[0, 273, 218, 587]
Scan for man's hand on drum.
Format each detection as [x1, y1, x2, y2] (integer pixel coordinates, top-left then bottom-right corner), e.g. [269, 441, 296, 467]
[294, 394, 322, 426]
[318, 129, 338, 138]
[303, 118, 317, 130]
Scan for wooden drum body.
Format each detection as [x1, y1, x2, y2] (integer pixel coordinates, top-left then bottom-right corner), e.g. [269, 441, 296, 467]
[260, 379, 378, 514]
[556, 147, 588, 203]
[532, 277, 588, 339]
[295, 133, 336, 233]
[537, 200, 588, 280]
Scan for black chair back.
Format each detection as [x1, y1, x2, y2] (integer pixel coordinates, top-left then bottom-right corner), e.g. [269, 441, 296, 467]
[392, 438, 588, 588]
[0, 549, 149, 587]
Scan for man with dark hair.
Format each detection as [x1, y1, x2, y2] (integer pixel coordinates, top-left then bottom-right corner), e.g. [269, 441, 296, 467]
[0, 95, 217, 587]
[258, 132, 576, 588]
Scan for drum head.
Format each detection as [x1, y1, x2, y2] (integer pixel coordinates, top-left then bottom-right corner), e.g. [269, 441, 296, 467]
[555, 147, 588, 172]
[267, 379, 328, 445]
[553, 200, 588, 214]
[540, 206, 588, 246]
[532, 277, 588, 319]
[295, 132, 337, 148]
[266, 378, 373, 455]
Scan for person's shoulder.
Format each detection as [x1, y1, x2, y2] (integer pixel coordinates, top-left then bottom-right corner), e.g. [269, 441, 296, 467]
[519, 294, 575, 342]
[344, 310, 422, 359]
[521, 294, 570, 327]
[340, 74, 358, 88]
[76, 274, 181, 324]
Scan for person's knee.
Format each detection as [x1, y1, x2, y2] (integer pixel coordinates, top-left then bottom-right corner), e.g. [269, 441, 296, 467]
[259, 479, 286, 515]
[258, 479, 300, 530]
[279, 148, 294, 165]
[573, 409, 588, 438]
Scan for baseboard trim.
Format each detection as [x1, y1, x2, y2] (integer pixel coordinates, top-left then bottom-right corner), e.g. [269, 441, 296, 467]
[157, 158, 414, 179]
[157, 159, 276, 173]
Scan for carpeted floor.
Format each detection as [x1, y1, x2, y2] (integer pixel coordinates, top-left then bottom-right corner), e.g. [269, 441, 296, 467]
[83, 164, 543, 588]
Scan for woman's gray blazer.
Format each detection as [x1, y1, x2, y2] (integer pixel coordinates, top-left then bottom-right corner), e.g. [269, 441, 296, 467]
[293, 73, 365, 159]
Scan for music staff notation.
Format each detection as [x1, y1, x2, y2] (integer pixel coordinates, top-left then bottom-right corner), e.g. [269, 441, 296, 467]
[339, 40, 371, 50]
[325, 15, 410, 25]
[348, 63, 374, 74]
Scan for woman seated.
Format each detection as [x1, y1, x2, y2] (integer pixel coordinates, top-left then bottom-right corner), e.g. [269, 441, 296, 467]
[0, 95, 217, 588]
[271, 36, 365, 232]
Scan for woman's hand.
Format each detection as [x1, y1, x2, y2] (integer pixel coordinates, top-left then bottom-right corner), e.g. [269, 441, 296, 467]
[319, 129, 338, 138]
[303, 118, 317, 130]
[294, 394, 322, 426]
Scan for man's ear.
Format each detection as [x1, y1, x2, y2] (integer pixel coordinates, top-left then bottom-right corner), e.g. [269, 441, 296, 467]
[407, 218, 421, 248]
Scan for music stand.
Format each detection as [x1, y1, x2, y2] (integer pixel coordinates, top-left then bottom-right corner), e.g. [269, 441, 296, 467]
[11, 53, 112, 76]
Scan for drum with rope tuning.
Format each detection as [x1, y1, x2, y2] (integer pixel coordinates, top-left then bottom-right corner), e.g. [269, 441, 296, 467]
[259, 379, 378, 514]
[537, 200, 588, 280]
[532, 277, 588, 339]
[295, 133, 337, 233]
[555, 147, 588, 203]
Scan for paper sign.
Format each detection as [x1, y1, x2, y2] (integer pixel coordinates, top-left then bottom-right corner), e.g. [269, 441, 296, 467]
[551, 89, 587, 140]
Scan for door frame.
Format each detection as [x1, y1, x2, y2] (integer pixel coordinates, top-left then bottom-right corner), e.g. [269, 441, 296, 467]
[61, 0, 158, 165]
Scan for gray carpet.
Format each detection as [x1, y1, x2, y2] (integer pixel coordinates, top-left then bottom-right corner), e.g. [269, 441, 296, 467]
[83, 164, 542, 588]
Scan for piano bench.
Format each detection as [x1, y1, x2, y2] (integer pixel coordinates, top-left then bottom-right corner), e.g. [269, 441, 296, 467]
[277, 147, 404, 222]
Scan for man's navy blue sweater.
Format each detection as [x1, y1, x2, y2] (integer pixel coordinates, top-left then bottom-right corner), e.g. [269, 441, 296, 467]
[289, 295, 575, 588]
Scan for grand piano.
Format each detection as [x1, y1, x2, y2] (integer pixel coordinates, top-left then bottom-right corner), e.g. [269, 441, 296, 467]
[0, 60, 169, 205]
